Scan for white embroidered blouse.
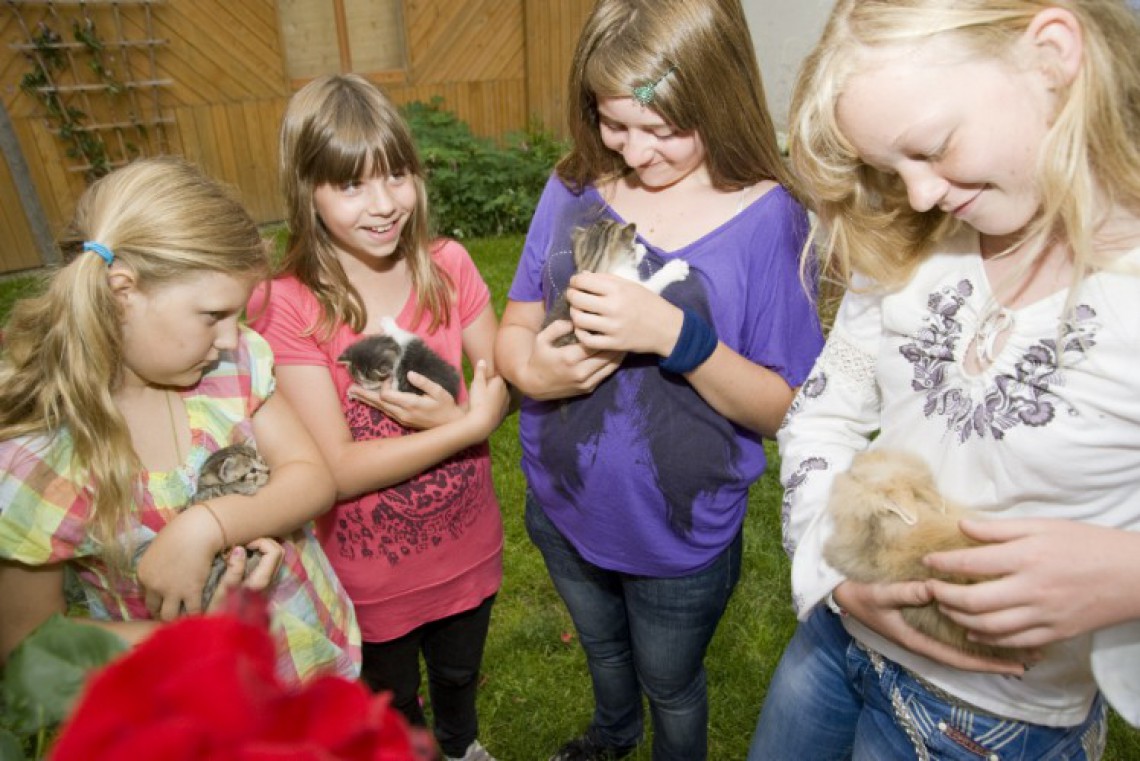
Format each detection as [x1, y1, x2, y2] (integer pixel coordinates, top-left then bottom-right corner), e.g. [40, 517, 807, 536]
[780, 227, 1140, 727]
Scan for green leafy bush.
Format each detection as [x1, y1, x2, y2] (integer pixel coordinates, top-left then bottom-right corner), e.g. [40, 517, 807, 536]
[402, 98, 566, 239]
[0, 616, 126, 761]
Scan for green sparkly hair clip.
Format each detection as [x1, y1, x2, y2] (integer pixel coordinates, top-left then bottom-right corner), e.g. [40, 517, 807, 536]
[631, 65, 677, 107]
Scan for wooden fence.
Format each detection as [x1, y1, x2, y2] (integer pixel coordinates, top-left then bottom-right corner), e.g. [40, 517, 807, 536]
[0, 0, 593, 274]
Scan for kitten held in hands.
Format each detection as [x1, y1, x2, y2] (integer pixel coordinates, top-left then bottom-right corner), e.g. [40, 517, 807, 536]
[135, 443, 270, 611]
[543, 219, 690, 347]
[339, 316, 461, 399]
[823, 448, 1026, 661]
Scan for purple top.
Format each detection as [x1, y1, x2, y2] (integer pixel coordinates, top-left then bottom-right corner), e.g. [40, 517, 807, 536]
[508, 176, 824, 576]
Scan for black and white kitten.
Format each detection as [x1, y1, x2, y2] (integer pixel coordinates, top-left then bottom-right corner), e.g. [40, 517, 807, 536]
[134, 442, 270, 611]
[338, 316, 461, 400]
[542, 219, 690, 347]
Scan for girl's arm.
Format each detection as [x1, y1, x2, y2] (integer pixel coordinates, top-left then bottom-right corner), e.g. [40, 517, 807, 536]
[494, 299, 623, 400]
[0, 560, 69, 663]
[460, 302, 500, 373]
[221, 389, 337, 539]
[275, 356, 508, 502]
[2, 541, 284, 662]
[0, 560, 156, 664]
[565, 272, 794, 436]
[137, 390, 336, 619]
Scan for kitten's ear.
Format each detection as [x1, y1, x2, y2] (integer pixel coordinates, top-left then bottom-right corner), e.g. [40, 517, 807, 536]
[882, 497, 918, 526]
[619, 223, 637, 247]
[215, 457, 237, 483]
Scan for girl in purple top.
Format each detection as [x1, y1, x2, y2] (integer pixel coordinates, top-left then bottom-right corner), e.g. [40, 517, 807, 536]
[494, 1, 824, 758]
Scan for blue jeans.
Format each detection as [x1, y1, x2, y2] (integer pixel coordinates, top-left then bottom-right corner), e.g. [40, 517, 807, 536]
[748, 606, 1108, 761]
[525, 493, 742, 761]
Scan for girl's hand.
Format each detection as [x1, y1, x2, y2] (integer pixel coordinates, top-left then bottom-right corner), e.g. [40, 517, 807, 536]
[521, 319, 623, 400]
[926, 518, 1140, 650]
[566, 271, 684, 356]
[205, 538, 285, 614]
[462, 360, 511, 440]
[833, 579, 1026, 675]
[138, 505, 226, 621]
[348, 374, 463, 430]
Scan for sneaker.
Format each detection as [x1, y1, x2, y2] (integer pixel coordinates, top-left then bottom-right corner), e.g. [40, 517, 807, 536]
[447, 739, 497, 761]
[548, 732, 637, 761]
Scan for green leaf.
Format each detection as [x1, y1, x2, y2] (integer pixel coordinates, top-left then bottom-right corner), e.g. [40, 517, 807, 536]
[1, 615, 126, 735]
[0, 729, 27, 761]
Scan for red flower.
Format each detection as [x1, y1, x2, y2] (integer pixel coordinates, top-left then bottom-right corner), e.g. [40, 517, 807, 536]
[49, 591, 429, 761]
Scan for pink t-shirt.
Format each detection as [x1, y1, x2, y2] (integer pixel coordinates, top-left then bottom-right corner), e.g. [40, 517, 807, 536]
[248, 240, 503, 642]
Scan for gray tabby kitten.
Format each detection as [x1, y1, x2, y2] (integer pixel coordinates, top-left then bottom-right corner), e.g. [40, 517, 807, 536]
[134, 442, 270, 611]
[542, 219, 690, 347]
[823, 448, 1026, 661]
[338, 315, 461, 400]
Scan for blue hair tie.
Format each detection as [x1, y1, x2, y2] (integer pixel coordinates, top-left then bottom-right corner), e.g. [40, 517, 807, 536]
[83, 241, 115, 266]
[659, 308, 718, 375]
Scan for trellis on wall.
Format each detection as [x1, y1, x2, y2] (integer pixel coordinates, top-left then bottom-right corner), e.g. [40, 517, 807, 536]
[7, 0, 171, 181]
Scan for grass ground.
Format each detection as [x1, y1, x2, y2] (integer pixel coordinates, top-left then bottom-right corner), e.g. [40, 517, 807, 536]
[1, 236, 1138, 759]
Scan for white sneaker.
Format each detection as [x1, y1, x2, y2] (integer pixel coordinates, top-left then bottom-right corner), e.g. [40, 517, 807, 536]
[447, 739, 498, 761]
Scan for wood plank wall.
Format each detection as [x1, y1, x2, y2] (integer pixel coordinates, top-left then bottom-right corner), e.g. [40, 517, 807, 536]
[0, 0, 593, 274]
[525, 0, 594, 139]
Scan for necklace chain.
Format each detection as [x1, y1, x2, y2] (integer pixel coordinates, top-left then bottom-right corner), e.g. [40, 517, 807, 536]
[164, 390, 184, 464]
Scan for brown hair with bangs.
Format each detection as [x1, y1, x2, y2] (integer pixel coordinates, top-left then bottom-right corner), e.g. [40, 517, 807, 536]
[276, 74, 452, 338]
[557, 0, 791, 195]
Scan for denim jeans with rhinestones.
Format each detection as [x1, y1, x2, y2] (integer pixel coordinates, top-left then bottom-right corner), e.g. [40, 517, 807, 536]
[748, 606, 1107, 761]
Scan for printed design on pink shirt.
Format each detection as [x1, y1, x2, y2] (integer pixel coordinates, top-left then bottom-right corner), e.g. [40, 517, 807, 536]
[337, 400, 491, 566]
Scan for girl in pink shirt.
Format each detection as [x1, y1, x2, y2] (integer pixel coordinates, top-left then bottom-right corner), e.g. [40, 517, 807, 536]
[248, 74, 510, 761]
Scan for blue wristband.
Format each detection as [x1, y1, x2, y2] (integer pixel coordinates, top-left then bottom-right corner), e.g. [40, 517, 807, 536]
[659, 308, 717, 374]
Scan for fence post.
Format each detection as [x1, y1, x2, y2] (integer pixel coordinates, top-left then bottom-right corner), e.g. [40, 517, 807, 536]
[0, 100, 60, 267]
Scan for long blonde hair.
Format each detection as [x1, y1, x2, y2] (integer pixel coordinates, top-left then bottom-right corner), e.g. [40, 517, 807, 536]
[0, 156, 267, 559]
[791, 0, 1140, 291]
[276, 74, 452, 338]
[557, 0, 791, 195]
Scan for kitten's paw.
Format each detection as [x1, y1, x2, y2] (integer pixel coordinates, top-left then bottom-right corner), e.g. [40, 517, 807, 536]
[659, 258, 690, 282]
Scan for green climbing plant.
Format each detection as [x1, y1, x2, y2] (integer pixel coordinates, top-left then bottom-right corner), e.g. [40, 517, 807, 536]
[18, 17, 133, 181]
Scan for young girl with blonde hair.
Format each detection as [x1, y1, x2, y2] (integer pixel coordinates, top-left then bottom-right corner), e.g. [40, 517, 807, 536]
[248, 74, 510, 761]
[750, 1, 1140, 758]
[0, 156, 359, 686]
[494, 0, 824, 758]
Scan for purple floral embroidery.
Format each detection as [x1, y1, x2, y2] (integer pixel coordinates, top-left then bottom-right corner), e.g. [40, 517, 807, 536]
[781, 371, 828, 430]
[900, 281, 1098, 441]
[792, 591, 807, 618]
[781, 456, 828, 559]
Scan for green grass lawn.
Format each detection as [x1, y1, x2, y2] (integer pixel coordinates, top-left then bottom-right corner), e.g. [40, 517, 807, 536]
[1, 237, 1138, 759]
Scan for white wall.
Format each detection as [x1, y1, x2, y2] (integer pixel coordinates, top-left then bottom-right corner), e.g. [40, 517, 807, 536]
[741, 0, 831, 130]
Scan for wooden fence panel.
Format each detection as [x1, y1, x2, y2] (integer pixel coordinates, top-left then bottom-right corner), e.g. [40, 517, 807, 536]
[170, 98, 287, 223]
[0, 0, 589, 273]
[524, 0, 594, 139]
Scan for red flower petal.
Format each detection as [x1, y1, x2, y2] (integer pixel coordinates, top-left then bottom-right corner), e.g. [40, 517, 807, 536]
[52, 717, 219, 761]
[49, 593, 420, 761]
[50, 608, 278, 757]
